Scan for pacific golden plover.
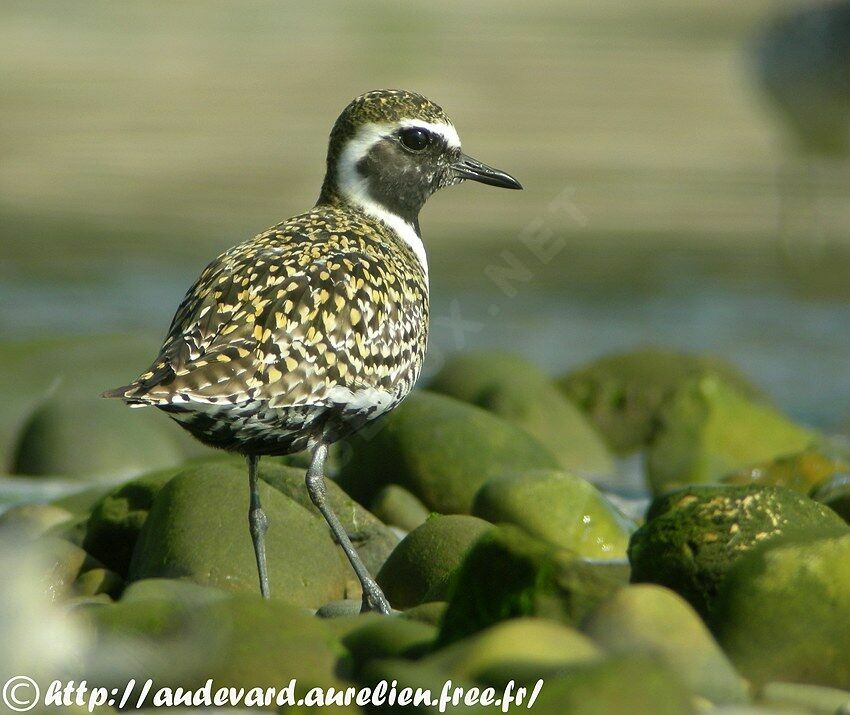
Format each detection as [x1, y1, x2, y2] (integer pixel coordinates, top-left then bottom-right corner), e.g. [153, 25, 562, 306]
[103, 89, 522, 613]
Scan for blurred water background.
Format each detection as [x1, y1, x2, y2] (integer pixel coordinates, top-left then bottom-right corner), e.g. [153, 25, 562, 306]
[2, 0, 849, 449]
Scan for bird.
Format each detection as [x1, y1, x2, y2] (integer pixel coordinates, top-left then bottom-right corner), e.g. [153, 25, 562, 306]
[103, 89, 522, 613]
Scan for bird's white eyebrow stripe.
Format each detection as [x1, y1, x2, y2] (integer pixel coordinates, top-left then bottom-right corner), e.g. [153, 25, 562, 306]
[397, 119, 461, 149]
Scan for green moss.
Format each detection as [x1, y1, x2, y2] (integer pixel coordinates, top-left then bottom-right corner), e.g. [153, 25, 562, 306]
[628, 484, 848, 617]
[438, 526, 626, 646]
[722, 449, 849, 493]
[559, 348, 764, 455]
[429, 351, 613, 475]
[376, 515, 494, 608]
[337, 391, 559, 514]
[647, 375, 816, 493]
[128, 462, 348, 607]
[472, 469, 634, 559]
[713, 534, 850, 688]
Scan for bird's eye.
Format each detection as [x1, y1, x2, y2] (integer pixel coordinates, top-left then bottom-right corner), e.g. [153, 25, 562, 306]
[399, 127, 430, 152]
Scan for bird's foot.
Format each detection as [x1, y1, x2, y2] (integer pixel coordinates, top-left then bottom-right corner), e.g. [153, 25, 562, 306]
[360, 578, 392, 615]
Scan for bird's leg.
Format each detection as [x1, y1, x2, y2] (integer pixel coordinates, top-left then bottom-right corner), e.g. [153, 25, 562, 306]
[306, 440, 391, 614]
[247, 454, 270, 599]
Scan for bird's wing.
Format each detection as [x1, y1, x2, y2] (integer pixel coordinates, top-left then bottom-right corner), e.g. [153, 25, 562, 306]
[114, 223, 427, 409]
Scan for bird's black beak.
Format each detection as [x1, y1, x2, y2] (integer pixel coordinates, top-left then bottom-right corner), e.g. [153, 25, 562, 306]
[452, 153, 523, 190]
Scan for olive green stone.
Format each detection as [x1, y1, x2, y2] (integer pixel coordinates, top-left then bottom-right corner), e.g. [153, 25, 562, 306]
[376, 515, 494, 608]
[83, 466, 178, 577]
[0, 503, 73, 540]
[429, 351, 613, 475]
[85, 595, 345, 694]
[629, 485, 848, 618]
[811, 473, 850, 524]
[558, 347, 764, 455]
[337, 391, 559, 514]
[722, 449, 848, 493]
[128, 463, 348, 607]
[472, 469, 634, 559]
[438, 525, 627, 646]
[258, 460, 398, 576]
[530, 655, 694, 715]
[370, 484, 431, 532]
[646, 376, 816, 494]
[401, 601, 448, 627]
[342, 617, 437, 670]
[582, 584, 748, 704]
[11, 395, 185, 481]
[424, 617, 601, 686]
[713, 534, 850, 689]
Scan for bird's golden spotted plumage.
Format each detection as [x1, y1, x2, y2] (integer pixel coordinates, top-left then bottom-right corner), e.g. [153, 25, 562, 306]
[104, 89, 521, 610]
[115, 203, 428, 453]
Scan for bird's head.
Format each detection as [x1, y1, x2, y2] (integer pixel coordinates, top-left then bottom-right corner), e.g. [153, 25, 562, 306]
[319, 89, 521, 227]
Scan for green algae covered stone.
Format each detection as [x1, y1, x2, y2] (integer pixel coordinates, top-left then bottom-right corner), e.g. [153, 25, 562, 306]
[646, 375, 816, 494]
[628, 484, 848, 617]
[438, 525, 626, 646]
[429, 352, 613, 475]
[128, 462, 348, 607]
[558, 348, 764, 455]
[471, 469, 634, 559]
[722, 448, 849, 494]
[376, 515, 494, 608]
[530, 655, 694, 715]
[582, 584, 747, 704]
[83, 466, 179, 577]
[712, 533, 850, 689]
[337, 391, 559, 514]
[11, 396, 185, 481]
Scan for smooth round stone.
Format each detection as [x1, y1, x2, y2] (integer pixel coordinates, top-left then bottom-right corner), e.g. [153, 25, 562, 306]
[11, 396, 185, 481]
[646, 375, 815, 494]
[370, 484, 431, 532]
[582, 584, 748, 704]
[713, 533, 850, 689]
[429, 351, 613, 476]
[376, 514, 494, 608]
[128, 463, 348, 608]
[558, 347, 764, 455]
[337, 390, 560, 514]
[0, 503, 73, 540]
[472, 469, 634, 559]
[629, 484, 848, 617]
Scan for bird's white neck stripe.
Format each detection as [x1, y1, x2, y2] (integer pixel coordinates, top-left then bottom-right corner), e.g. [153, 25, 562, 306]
[334, 120, 454, 282]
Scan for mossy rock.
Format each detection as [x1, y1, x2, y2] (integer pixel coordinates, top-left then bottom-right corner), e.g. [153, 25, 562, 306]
[376, 515, 494, 608]
[341, 617, 437, 672]
[429, 352, 613, 476]
[438, 525, 627, 646]
[36, 537, 104, 602]
[722, 449, 849, 493]
[258, 460, 398, 577]
[811, 473, 850, 524]
[424, 617, 601, 687]
[402, 601, 448, 626]
[337, 391, 559, 514]
[358, 659, 484, 714]
[713, 533, 850, 689]
[646, 375, 816, 494]
[581, 584, 748, 704]
[558, 348, 764, 455]
[10, 395, 185, 481]
[83, 466, 179, 577]
[128, 462, 348, 607]
[84, 594, 345, 694]
[0, 503, 73, 540]
[370, 485, 431, 532]
[530, 655, 694, 715]
[471, 469, 634, 559]
[759, 682, 850, 714]
[120, 577, 230, 605]
[628, 485, 848, 618]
